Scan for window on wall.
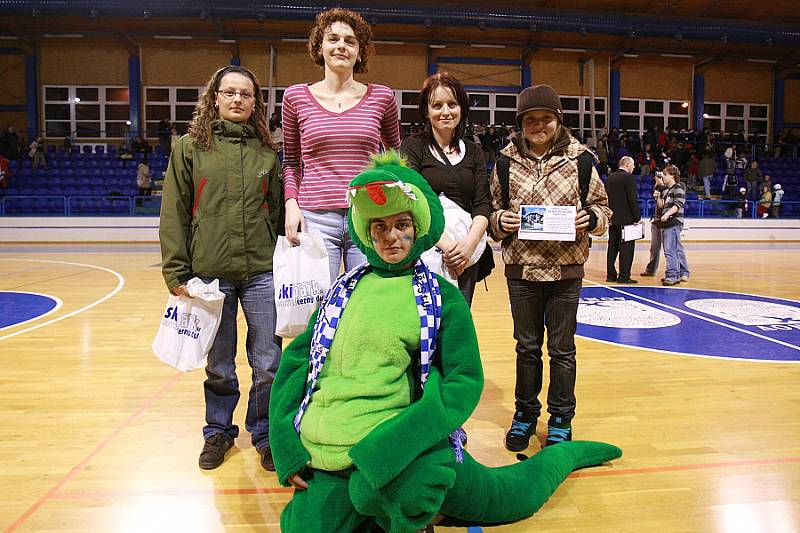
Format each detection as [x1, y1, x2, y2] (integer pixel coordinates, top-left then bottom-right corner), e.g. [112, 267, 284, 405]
[144, 86, 203, 137]
[560, 96, 607, 139]
[43, 86, 130, 139]
[619, 98, 690, 136]
[703, 102, 769, 140]
[261, 87, 286, 125]
[396, 90, 522, 129]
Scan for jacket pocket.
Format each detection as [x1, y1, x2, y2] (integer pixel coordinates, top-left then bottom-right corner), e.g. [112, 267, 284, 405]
[189, 214, 226, 275]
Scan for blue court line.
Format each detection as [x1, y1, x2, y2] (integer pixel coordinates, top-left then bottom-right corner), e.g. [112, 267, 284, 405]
[585, 281, 800, 354]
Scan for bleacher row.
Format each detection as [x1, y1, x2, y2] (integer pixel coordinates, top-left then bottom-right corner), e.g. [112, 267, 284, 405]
[1, 144, 168, 215]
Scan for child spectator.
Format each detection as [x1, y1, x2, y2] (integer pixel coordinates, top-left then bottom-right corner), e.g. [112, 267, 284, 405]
[772, 184, 784, 219]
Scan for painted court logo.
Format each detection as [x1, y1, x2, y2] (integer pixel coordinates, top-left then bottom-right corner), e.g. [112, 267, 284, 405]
[162, 305, 202, 339]
[277, 280, 326, 308]
[576, 286, 800, 362]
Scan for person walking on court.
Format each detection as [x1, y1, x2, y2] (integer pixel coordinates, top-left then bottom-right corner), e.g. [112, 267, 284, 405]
[488, 85, 611, 451]
[605, 156, 641, 283]
[159, 65, 283, 472]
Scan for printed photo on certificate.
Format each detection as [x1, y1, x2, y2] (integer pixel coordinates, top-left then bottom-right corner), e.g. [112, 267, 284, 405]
[518, 205, 577, 241]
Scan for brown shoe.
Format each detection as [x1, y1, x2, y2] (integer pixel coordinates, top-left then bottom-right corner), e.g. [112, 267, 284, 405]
[199, 433, 234, 470]
[259, 447, 275, 471]
[640, 271, 655, 276]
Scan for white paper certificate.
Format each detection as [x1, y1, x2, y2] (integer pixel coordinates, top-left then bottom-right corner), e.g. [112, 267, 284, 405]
[518, 205, 577, 241]
[622, 223, 644, 242]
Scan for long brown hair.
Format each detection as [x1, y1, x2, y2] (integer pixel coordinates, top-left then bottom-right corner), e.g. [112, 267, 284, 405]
[413, 72, 470, 153]
[188, 65, 275, 152]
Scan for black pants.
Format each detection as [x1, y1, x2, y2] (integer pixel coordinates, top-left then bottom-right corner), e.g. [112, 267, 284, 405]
[507, 278, 581, 421]
[606, 225, 635, 281]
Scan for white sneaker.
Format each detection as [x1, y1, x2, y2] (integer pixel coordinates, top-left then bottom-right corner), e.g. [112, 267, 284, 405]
[680, 275, 689, 282]
[762, 213, 769, 218]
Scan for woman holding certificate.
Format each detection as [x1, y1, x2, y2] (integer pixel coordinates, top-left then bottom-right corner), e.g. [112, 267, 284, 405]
[487, 85, 611, 452]
[400, 72, 491, 307]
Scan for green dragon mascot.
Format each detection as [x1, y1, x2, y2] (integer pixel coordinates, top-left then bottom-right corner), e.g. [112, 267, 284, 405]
[269, 151, 621, 532]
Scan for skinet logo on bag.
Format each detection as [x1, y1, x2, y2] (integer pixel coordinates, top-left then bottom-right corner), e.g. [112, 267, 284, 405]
[162, 305, 202, 339]
[277, 280, 325, 308]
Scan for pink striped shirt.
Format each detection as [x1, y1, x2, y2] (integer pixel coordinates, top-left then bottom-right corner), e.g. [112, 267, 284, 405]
[281, 83, 401, 209]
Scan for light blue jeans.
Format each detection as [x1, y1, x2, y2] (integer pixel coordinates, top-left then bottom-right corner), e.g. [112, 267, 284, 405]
[662, 225, 690, 282]
[303, 208, 367, 284]
[201, 271, 282, 451]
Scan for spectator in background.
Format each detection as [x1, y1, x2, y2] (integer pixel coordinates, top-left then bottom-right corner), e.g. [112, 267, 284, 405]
[136, 156, 152, 204]
[481, 125, 500, 168]
[28, 137, 47, 170]
[269, 119, 283, 159]
[157, 118, 172, 155]
[772, 184, 784, 219]
[698, 152, 716, 198]
[735, 187, 748, 218]
[0, 153, 9, 189]
[760, 173, 773, 195]
[604, 156, 641, 284]
[659, 165, 690, 286]
[757, 184, 772, 218]
[686, 153, 699, 189]
[638, 143, 655, 176]
[743, 160, 762, 200]
[169, 127, 181, 154]
[61, 136, 74, 154]
[0, 125, 21, 160]
[131, 134, 151, 154]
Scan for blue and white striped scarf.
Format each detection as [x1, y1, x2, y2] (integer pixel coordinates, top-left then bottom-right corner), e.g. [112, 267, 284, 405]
[293, 258, 466, 462]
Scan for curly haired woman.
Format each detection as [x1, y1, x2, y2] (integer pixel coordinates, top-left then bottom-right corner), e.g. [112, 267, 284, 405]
[159, 65, 284, 472]
[281, 7, 401, 284]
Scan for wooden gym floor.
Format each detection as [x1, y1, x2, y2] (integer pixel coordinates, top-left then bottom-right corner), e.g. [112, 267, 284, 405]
[1, 241, 798, 533]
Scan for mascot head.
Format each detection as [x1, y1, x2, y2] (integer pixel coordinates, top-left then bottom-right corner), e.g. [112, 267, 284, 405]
[347, 151, 444, 271]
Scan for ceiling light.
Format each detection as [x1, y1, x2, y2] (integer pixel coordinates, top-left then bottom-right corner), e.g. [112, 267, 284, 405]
[471, 43, 506, 48]
[747, 58, 778, 63]
[153, 35, 193, 40]
[553, 47, 587, 53]
[660, 53, 692, 58]
[43, 33, 85, 38]
[428, 43, 446, 49]
[281, 38, 308, 43]
[703, 113, 709, 119]
[143, 10, 152, 21]
[681, 102, 689, 108]
[257, 13, 266, 23]
[623, 53, 639, 58]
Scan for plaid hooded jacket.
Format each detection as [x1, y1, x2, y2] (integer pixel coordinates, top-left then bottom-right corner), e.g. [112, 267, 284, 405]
[488, 132, 611, 282]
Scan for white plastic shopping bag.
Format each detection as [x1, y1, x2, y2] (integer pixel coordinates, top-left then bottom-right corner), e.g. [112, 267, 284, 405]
[273, 231, 331, 338]
[439, 193, 487, 267]
[152, 277, 225, 372]
[421, 246, 459, 286]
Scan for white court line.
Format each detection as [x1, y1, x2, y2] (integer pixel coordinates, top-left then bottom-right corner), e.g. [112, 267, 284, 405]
[0, 259, 125, 341]
[0, 291, 63, 331]
[581, 281, 800, 362]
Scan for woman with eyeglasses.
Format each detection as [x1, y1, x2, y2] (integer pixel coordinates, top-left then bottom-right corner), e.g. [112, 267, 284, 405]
[159, 65, 284, 473]
[281, 7, 401, 284]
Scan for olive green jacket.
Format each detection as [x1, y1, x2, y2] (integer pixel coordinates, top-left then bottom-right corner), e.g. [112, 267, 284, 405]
[159, 120, 283, 290]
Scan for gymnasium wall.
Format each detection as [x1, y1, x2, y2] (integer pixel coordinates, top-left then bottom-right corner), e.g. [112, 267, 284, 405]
[531, 51, 610, 97]
[619, 58, 693, 100]
[785, 79, 800, 124]
[703, 62, 773, 103]
[0, 52, 29, 131]
[40, 40, 129, 85]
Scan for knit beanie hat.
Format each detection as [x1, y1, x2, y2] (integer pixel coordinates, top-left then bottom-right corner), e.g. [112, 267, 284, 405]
[516, 84, 563, 127]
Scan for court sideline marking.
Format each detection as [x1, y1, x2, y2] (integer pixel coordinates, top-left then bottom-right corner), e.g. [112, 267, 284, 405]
[0, 258, 125, 342]
[582, 281, 800, 358]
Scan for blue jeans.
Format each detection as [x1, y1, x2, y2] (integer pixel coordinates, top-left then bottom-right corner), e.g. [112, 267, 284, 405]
[507, 277, 582, 421]
[303, 209, 367, 285]
[702, 175, 712, 197]
[662, 225, 689, 282]
[644, 222, 662, 275]
[201, 271, 281, 451]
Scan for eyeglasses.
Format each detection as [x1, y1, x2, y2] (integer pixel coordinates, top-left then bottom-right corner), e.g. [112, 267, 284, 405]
[216, 90, 254, 101]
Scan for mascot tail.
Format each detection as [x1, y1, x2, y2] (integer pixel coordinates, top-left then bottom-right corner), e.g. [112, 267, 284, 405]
[440, 440, 622, 526]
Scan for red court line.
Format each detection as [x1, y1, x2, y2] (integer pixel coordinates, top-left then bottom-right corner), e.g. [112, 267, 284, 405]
[4, 372, 184, 533]
[51, 487, 295, 499]
[569, 456, 800, 478]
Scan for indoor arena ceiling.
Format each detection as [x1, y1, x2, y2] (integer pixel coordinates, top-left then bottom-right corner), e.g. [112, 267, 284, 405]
[1, 0, 799, 71]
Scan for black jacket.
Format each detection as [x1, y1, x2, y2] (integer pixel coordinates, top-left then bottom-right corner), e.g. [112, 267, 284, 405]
[605, 169, 641, 227]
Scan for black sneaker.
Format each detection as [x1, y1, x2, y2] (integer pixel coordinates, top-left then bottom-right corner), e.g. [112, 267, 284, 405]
[504, 411, 537, 451]
[545, 416, 572, 447]
[198, 433, 234, 470]
[259, 446, 275, 471]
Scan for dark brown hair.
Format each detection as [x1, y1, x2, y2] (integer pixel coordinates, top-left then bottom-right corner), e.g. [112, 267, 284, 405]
[414, 72, 470, 152]
[663, 164, 681, 178]
[307, 8, 374, 74]
[188, 65, 275, 152]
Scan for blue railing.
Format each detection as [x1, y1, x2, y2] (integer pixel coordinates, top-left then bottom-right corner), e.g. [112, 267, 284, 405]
[0, 195, 162, 216]
[639, 199, 798, 219]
